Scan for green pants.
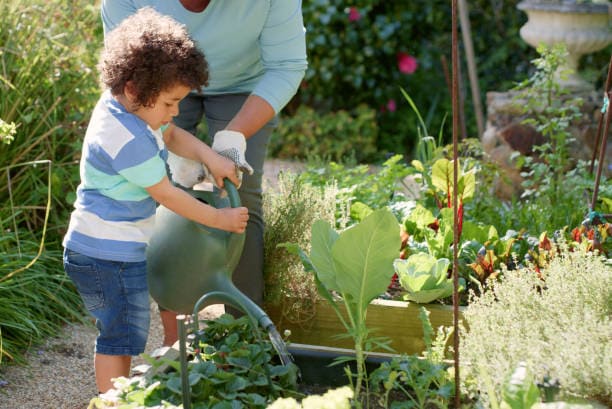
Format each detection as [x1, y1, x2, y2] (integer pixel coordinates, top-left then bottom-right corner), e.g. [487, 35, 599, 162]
[173, 93, 278, 310]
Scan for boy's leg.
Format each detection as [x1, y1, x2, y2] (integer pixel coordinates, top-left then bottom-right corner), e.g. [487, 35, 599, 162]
[159, 308, 178, 346]
[63, 250, 150, 393]
[95, 354, 131, 393]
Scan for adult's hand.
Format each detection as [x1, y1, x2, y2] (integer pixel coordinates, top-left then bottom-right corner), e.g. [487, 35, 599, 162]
[211, 130, 254, 176]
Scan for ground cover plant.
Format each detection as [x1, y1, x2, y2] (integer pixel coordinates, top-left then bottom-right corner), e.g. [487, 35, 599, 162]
[89, 315, 301, 409]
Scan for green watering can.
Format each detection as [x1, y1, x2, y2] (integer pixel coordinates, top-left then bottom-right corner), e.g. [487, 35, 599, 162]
[146, 180, 273, 330]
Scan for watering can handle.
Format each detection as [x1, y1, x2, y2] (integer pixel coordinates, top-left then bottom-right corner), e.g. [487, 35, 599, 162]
[223, 178, 241, 208]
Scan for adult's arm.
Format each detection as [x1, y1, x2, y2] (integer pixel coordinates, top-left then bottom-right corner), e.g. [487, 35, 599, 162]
[251, 0, 308, 115]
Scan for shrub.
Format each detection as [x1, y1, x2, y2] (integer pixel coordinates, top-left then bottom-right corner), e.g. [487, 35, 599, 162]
[293, 1, 611, 158]
[296, 0, 536, 155]
[460, 245, 612, 405]
[269, 104, 379, 163]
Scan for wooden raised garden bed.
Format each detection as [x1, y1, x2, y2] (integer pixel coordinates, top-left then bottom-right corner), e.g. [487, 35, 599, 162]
[265, 298, 464, 355]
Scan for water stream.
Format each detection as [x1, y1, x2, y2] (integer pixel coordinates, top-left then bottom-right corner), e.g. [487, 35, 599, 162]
[267, 324, 294, 367]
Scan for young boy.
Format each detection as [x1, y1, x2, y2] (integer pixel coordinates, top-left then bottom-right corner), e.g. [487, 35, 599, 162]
[62, 7, 249, 393]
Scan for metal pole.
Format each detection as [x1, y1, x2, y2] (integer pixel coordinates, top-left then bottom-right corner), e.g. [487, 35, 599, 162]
[458, 0, 485, 138]
[451, 0, 461, 407]
[177, 314, 191, 409]
[591, 88, 611, 211]
[589, 56, 612, 175]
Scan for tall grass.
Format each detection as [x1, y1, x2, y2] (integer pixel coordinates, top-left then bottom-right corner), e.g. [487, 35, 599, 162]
[0, 0, 101, 244]
[0, 1, 101, 366]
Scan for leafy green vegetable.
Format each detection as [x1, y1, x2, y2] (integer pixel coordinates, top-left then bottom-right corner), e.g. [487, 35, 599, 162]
[394, 253, 464, 304]
[281, 208, 401, 402]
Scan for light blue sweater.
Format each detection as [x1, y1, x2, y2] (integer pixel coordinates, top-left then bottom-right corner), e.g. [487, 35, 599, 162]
[101, 0, 308, 113]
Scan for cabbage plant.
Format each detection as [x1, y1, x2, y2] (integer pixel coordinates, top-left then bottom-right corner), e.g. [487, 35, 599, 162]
[394, 253, 464, 304]
[281, 208, 401, 405]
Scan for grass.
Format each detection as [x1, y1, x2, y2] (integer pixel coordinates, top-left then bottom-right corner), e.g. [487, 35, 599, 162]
[0, 0, 100, 366]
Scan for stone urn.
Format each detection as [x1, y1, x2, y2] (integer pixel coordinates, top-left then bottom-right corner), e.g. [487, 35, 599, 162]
[517, 0, 612, 90]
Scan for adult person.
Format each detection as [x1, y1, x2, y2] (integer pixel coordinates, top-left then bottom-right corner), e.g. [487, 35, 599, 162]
[101, 0, 308, 346]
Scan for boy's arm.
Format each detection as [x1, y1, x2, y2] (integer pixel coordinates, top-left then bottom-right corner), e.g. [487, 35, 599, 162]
[163, 123, 240, 188]
[146, 175, 248, 233]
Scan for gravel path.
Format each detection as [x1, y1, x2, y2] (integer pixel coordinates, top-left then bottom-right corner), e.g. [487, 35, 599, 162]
[0, 159, 304, 409]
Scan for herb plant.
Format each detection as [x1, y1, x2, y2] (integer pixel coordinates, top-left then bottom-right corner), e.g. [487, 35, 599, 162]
[263, 172, 340, 324]
[460, 245, 611, 405]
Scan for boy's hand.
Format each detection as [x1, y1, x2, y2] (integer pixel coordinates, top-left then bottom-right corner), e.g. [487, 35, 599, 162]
[216, 207, 249, 233]
[206, 150, 242, 189]
[211, 130, 254, 178]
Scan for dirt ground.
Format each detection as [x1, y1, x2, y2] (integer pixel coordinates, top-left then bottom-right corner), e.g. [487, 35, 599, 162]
[0, 159, 304, 409]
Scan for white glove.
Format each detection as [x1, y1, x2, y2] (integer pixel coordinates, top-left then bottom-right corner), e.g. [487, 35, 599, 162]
[211, 130, 254, 176]
[167, 151, 212, 188]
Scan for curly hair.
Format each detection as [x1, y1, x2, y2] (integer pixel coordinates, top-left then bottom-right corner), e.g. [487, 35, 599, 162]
[99, 7, 208, 107]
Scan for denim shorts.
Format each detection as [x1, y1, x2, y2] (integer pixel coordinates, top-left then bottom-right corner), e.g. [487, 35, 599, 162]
[63, 249, 150, 356]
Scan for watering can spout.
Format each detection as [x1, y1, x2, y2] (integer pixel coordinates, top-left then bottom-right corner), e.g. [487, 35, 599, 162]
[146, 180, 270, 325]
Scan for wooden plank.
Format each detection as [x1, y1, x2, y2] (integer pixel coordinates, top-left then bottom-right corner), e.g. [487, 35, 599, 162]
[265, 298, 464, 355]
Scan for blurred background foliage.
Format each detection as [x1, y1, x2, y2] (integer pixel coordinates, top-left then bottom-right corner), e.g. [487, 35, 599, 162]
[274, 0, 611, 161]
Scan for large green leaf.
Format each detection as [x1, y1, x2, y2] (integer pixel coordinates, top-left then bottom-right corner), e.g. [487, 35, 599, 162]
[331, 209, 400, 319]
[431, 158, 476, 203]
[309, 219, 340, 292]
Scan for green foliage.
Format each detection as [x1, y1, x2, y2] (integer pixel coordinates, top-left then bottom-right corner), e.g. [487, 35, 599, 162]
[0, 0, 101, 245]
[512, 44, 583, 203]
[270, 104, 379, 163]
[299, 154, 412, 226]
[394, 253, 460, 304]
[460, 246, 612, 405]
[296, 0, 548, 155]
[0, 241, 85, 366]
[263, 172, 339, 322]
[500, 363, 542, 409]
[370, 307, 455, 408]
[0, 161, 86, 366]
[281, 209, 401, 403]
[91, 315, 300, 409]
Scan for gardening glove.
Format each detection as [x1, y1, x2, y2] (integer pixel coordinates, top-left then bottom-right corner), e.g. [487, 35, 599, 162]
[211, 130, 254, 185]
[167, 151, 214, 189]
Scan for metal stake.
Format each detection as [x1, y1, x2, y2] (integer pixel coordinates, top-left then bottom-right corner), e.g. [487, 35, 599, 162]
[177, 314, 191, 409]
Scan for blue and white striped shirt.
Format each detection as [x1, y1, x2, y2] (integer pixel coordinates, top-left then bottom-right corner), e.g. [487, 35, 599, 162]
[63, 90, 168, 262]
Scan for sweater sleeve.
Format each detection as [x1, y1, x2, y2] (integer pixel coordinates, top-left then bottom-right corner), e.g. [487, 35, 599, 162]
[101, 0, 138, 35]
[252, 0, 308, 113]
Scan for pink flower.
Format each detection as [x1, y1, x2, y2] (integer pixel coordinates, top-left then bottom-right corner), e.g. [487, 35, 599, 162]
[348, 7, 361, 22]
[386, 99, 397, 112]
[397, 52, 418, 74]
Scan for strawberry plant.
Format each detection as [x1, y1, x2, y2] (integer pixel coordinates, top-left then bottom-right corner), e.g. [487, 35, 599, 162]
[90, 315, 300, 409]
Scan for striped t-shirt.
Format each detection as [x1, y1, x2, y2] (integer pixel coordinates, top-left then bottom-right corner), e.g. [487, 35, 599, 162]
[63, 90, 168, 262]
